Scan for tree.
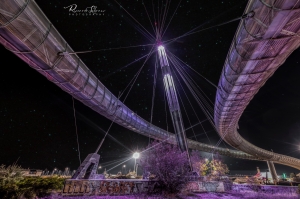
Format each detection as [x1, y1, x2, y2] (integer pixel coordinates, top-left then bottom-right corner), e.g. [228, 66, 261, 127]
[0, 164, 24, 184]
[199, 159, 210, 176]
[198, 153, 229, 180]
[140, 141, 192, 194]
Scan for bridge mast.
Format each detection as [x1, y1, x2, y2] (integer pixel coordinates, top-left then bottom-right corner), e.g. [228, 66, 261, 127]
[157, 45, 192, 169]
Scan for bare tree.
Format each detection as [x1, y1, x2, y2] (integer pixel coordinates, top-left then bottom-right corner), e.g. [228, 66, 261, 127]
[140, 141, 192, 194]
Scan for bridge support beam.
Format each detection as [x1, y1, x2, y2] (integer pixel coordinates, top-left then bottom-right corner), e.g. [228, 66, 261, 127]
[267, 161, 278, 184]
[72, 153, 100, 179]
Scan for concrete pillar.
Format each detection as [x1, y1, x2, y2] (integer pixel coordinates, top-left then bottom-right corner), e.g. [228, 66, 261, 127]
[267, 161, 278, 184]
[72, 153, 100, 179]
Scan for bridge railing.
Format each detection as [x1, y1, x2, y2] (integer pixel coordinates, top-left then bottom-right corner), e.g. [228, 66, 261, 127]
[214, 0, 300, 169]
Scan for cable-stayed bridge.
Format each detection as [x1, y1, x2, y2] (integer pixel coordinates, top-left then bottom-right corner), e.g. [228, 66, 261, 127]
[1, 0, 300, 171]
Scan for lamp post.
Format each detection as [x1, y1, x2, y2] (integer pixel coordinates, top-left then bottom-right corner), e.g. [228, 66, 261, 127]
[122, 165, 126, 174]
[266, 169, 269, 185]
[65, 167, 69, 176]
[133, 152, 140, 176]
[52, 168, 57, 175]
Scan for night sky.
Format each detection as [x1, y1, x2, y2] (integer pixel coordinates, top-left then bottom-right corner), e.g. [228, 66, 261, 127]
[1, 0, 300, 175]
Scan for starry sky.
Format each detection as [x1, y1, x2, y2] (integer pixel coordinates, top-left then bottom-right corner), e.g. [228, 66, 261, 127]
[1, 0, 300, 175]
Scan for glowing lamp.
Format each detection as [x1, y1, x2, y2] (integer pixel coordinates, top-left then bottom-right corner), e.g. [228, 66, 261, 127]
[133, 152, 140, 159]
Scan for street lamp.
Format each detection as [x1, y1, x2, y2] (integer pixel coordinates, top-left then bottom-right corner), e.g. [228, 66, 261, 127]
[133, 152, 140, 159]
[133, 152, 140, 176]
[52, 168, 57, 175]
[122, 165, 126, 174]
[65, 167, 69, 176]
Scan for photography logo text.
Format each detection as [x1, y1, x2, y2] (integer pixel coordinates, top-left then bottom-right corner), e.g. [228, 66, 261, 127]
[64, 4, 105, 16]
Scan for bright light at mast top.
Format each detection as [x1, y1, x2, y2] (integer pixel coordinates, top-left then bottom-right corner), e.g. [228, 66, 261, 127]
[158, 45, 165, 51]
[157, 45, 169, 66]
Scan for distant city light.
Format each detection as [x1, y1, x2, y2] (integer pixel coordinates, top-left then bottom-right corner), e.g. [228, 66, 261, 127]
[99, 166, 102, 169]
[133, 152, 140, 159]
[123, 165, 126, 167]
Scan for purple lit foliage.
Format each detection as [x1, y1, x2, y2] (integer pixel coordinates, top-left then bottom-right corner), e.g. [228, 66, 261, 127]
[139, 141, 194, 194]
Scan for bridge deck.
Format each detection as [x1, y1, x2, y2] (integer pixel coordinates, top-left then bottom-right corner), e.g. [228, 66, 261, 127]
[215, 0, 300, 169]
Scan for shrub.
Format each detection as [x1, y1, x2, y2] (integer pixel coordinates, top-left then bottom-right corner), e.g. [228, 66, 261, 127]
[140, 141, 192, 194]
[199, 153, 229, 180]
[0, 164, 25, 199]
[0, 164, 65, 199]
[17, 176, 65, 198]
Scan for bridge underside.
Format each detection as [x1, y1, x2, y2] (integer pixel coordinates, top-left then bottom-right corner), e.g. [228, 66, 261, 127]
[215, 0, 300, 169]
[1, 0, 299, 168]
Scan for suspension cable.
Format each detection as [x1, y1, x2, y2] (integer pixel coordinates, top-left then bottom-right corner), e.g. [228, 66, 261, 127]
[113, 0, 155, 40]
[58, 43, 154, 55]
[95, 93, 122, 154]
[101, 52, 152, 80]
[160, 0, 171, 37]
[164, 12, 254, 45]
[72, 97, 81, 164]
[95, 46, 155, 153]
[142, 0, 156, 35]
[149, 54, 159, 145]
[169, 53, 215, 113]
[171, 64, 210, 143]
[171, 54, 215, 107]
[170, 52, 218, 89]
[150, 55, 158, 124]
[121, 45, 155, 103]
[169, 54, 217, 132]
[162, 0, 182, 38]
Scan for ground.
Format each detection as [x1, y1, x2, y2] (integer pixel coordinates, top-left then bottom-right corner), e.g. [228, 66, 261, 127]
[44, 191, 300, 199]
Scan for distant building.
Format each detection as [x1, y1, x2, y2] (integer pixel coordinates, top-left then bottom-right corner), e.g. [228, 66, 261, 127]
[23, 169, 43, 176]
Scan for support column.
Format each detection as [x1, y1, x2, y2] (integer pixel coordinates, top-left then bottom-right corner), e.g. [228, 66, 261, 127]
[267, 161, 278, 184]
[72, 153, 100, 179]
[157, 45, 192, 169]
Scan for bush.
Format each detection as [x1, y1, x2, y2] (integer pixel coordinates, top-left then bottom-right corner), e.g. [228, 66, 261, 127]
[0, 164, 25, 199]
[140, 141, 192, 194]
[17, 176, 65, 198]
[0, 175, 65, 199]
[199, 153, 229, 180]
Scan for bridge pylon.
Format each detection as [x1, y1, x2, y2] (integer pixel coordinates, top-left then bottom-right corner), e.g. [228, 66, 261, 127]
[267, 161, 278, 184]
[157, 45, 192, 169]
[71, 153, 100, 179]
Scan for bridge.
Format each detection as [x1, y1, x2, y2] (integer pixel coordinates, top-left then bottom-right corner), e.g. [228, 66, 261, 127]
[0, 0, 299, 171]
[215, 0, 300, 170]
